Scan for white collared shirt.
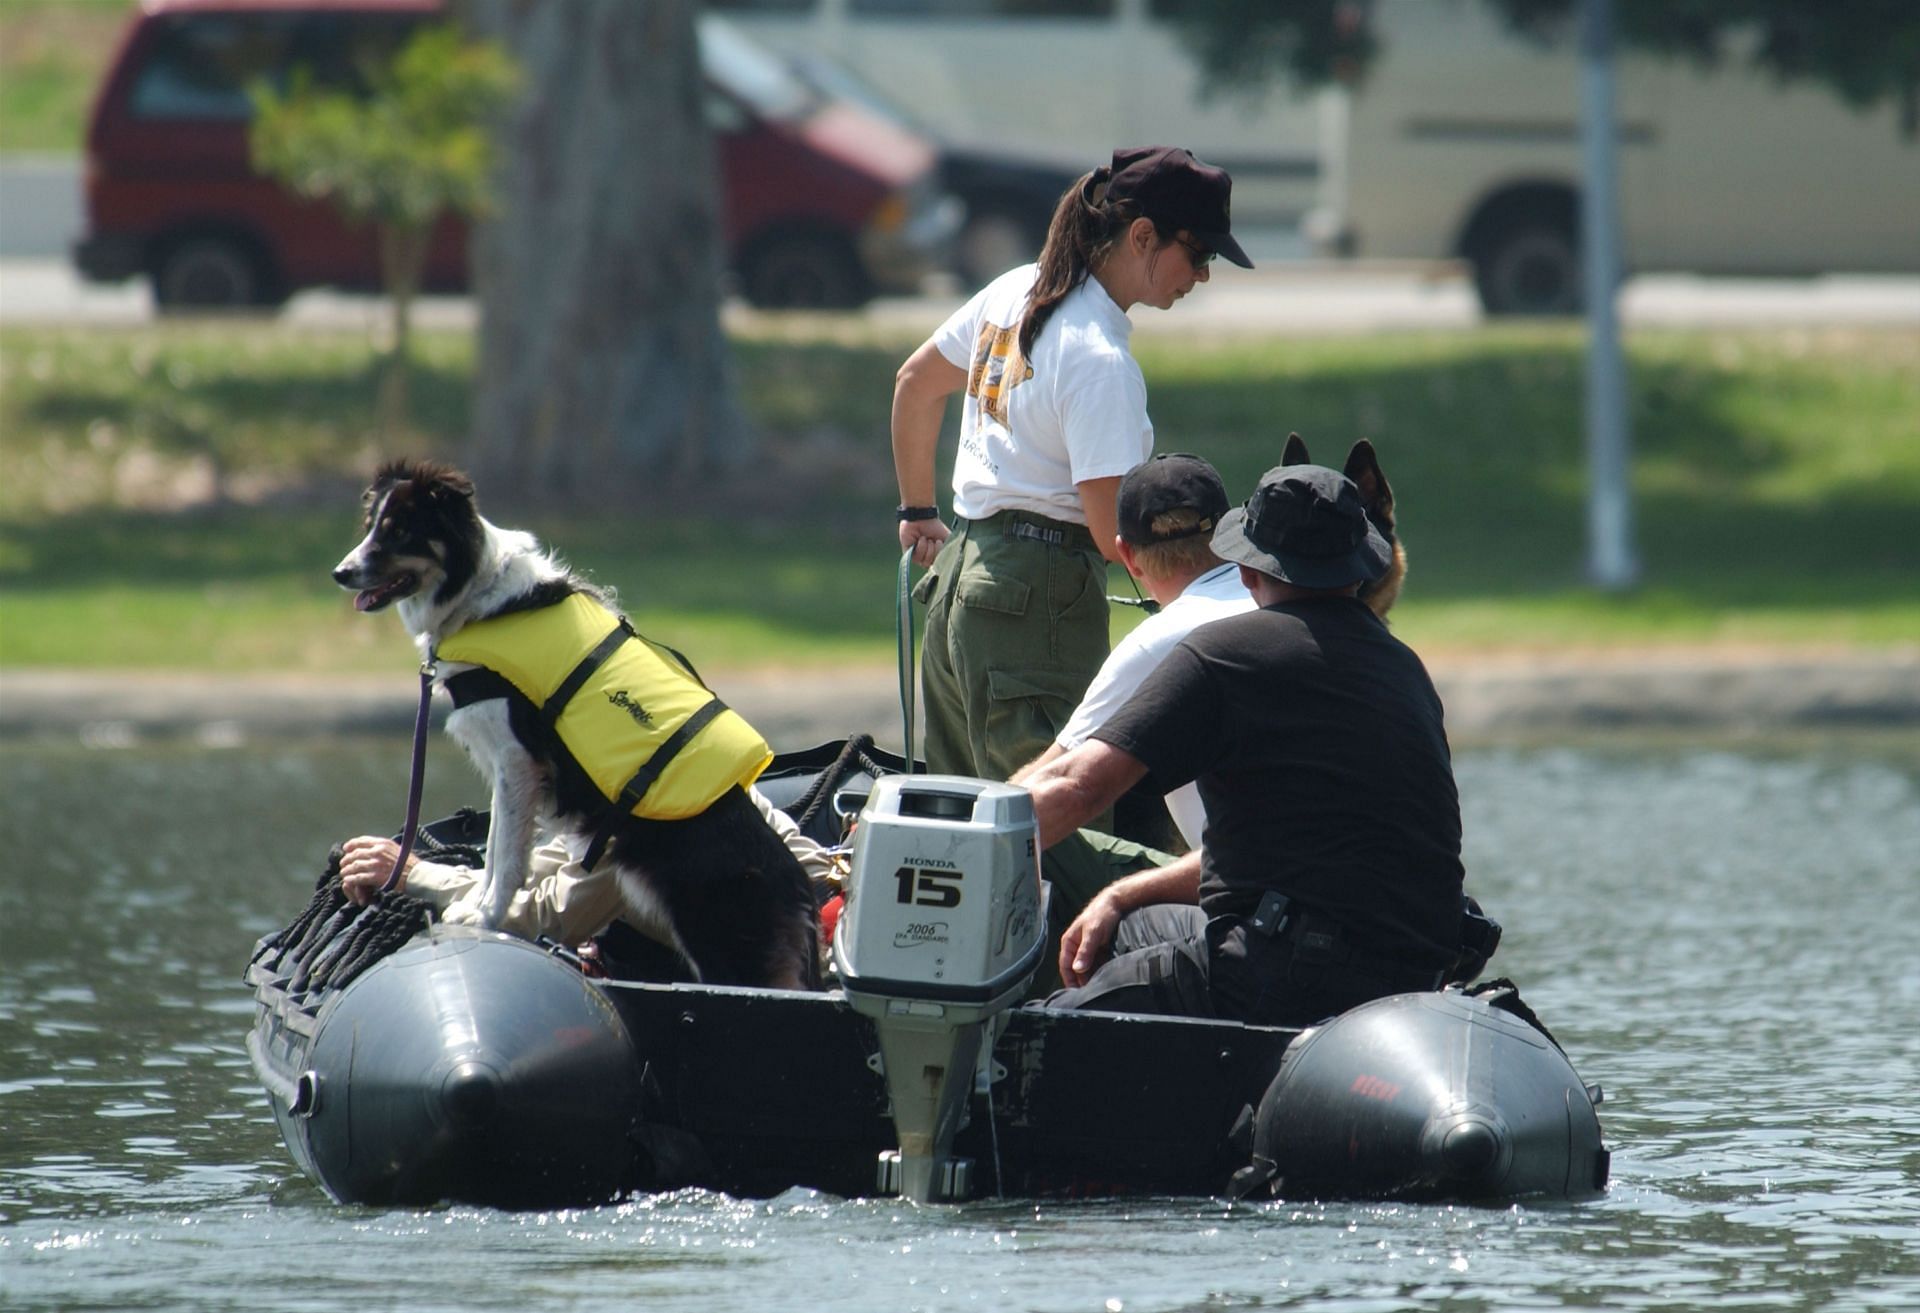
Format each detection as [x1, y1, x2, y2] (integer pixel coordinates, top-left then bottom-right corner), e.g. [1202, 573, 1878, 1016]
[1055, 561, 1257, 848]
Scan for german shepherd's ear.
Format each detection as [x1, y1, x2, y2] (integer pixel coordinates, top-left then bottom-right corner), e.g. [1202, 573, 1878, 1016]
[1281, 432, 1311, 466]
[1343, 439, 1393, 526]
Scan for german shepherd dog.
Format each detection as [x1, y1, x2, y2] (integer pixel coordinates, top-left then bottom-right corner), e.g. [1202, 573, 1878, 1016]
[1282, 434, 1405, 618]
[332, 459, 819, 990]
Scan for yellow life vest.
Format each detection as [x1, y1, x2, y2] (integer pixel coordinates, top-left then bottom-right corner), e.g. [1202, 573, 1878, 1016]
[436, 593, 772, 834]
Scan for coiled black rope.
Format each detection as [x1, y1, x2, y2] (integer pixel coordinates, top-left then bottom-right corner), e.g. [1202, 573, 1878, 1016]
[791, 733, 897, 835]
[249, 847, 350, 975]
[304, 891, 435, 993]
[255, 840, 441, 995]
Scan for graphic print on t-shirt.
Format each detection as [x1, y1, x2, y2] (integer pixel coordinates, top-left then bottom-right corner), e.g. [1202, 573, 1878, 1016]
[966, 320, 1034, 425]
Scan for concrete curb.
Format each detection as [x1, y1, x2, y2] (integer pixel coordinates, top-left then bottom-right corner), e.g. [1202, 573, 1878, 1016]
[5, 651, 1917, 750]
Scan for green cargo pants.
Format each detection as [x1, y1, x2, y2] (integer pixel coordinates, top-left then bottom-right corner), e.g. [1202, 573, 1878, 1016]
[913, 510, 1110, 782]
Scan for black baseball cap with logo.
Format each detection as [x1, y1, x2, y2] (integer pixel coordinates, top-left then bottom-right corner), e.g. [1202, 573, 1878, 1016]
[1100, 146, 1253, 269]
[1117, 453, 1231, 545]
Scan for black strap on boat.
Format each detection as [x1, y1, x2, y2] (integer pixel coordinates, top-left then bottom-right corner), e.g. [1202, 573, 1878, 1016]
[540, 620, 636, 733]
[581, 696, 731, 872]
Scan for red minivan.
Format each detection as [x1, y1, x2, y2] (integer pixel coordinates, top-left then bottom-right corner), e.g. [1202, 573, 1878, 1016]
[75, 0, 957, 309]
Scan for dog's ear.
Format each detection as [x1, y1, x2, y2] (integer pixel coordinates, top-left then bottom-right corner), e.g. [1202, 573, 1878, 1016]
[1344, 439, 1393, 520]
[1281, 432, 1310, 466]
[427, 466, 476, 504]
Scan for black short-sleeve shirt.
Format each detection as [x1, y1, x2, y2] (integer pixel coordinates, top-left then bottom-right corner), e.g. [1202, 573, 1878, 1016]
[1091, 597, 1464, 966]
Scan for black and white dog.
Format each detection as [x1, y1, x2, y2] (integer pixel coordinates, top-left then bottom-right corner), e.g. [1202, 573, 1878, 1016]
[332, 458, 819, 990]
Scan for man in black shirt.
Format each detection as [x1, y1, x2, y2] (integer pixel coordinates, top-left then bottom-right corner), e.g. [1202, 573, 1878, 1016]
[1024, 462, 1465, 1026]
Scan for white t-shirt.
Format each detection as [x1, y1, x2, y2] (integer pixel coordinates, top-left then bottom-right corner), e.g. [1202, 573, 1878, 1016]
[1054, 562, 1257, 849]
[933, 264, 1153, 523]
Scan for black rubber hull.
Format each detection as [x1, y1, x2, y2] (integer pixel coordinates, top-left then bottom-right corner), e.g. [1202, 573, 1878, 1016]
[248, 928, 1607, 1208]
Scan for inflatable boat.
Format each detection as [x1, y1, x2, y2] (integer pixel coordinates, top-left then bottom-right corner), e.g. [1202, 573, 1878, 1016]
[244, 743, 1610, 1210]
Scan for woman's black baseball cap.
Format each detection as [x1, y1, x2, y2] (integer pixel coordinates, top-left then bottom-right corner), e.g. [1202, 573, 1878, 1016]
[1096, 146, 1253, 269]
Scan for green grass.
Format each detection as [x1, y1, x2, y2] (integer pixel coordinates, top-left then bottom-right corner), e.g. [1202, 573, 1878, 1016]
[0, 1, 132, 153]
[2, 320, 1917, 673]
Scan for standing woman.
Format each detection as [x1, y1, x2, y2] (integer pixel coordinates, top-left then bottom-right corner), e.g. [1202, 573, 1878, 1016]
[893, 147, 1251, 780]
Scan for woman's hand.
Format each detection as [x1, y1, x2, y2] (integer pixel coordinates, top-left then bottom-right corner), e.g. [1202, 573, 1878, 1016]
[899, 516, 950, 567]
[338, 835, 416, 906]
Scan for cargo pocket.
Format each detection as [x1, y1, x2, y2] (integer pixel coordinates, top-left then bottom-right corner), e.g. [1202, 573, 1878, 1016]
[910, 566, 941, 606]
[982, 666, 1093, 779]
[955, 573, 1030, 617]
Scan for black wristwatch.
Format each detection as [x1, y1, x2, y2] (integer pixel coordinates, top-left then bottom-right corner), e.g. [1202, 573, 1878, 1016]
[896, 505, 941, 522]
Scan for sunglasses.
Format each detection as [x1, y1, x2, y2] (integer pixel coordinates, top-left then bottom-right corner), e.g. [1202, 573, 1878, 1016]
[1175, 236, 1216, 269]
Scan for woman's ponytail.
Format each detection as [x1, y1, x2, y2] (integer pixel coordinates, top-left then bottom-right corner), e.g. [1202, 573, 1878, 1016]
[1018, 166, 1138, 359]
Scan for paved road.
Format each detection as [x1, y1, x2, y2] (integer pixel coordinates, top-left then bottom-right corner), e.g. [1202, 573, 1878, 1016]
[6, 156, 1917, 333]
[7, 253, 1919, 337]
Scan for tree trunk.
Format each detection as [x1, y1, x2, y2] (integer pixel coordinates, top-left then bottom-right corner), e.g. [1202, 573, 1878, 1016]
[458, 0, 750, 500]
[376, 220, 430, 439]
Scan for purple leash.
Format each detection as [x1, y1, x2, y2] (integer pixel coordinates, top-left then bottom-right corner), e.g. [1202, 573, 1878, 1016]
[381, 659, 437, 895]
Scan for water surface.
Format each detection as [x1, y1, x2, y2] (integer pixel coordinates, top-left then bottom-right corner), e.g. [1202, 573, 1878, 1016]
[3, 736, 1917, 1311]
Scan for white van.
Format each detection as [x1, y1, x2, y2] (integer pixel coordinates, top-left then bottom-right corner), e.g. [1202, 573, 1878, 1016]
[708, 0, 1341, 235]
[1326, 0, 1920, 313]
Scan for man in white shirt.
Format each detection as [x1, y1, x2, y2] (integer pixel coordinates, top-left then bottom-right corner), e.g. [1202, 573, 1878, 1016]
[1014, 454, 1253, 840]
[1011, 453, 1253, 952]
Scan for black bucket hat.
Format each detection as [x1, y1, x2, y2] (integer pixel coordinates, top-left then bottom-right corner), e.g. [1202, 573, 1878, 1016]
[1097, 146, 1253, 269]
[1117, 453, 1230, 545]
[1211, 464, 1392, 588]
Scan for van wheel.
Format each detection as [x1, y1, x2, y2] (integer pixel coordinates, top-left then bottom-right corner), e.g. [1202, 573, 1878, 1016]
[153, 237, 283, 312]
[739, 235, 870, 310]
[1471, 221, 1583, 317]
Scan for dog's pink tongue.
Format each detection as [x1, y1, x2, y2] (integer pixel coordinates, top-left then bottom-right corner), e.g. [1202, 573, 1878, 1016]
[354, 589, 380, 612]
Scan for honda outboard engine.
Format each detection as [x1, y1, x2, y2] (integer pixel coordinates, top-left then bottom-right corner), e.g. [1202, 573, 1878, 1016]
[834, 775, 1046, 1203]
[1235, 989, 1611, 1203]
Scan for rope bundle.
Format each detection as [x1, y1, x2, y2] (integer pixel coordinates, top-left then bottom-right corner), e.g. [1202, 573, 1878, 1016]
[250, 839, 456, 998]
[789, 732, 895, 837]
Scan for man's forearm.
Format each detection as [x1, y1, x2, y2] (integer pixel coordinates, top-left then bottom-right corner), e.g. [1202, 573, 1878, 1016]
[1100, 850, 1202, 915]
[1009, 740, 1064, 786]
[1024, 739, 1148, 848]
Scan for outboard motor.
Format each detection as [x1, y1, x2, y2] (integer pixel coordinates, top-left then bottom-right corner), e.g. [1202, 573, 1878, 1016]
[1234, 989, 1611, 1204]
[834, 775, 1046, 1203]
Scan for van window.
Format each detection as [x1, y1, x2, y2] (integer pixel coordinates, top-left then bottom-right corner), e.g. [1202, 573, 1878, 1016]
[848, 1, 1114, 17]
[701, 17, 820, 121]
[127, 12, 422, 121]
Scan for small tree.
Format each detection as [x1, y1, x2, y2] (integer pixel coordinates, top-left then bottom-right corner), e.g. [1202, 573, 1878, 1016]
[251, 26, 518, 434]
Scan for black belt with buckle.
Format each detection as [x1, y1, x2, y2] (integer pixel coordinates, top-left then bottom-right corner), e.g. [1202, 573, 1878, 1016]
[1246, 890, 1444, 992]
[1010, 521, 1066, 546]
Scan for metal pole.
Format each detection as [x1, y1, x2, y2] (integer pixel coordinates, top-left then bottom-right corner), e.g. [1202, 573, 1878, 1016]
[1580, 0, 1638, 589]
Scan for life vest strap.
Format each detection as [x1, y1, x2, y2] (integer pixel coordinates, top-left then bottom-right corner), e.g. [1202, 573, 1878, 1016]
[443, 667, 520, 710]
[540, 619, 635, 734]
[582, 696, 731, 871]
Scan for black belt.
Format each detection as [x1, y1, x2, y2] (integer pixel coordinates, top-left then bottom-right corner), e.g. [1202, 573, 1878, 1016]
[1247, 891, 1446, 993]
[1012, 521, 1065, 545]
[965, 511, 1095, 550]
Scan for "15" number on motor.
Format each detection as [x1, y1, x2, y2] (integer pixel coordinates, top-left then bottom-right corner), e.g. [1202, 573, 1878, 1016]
[894, 865, 963, 908]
